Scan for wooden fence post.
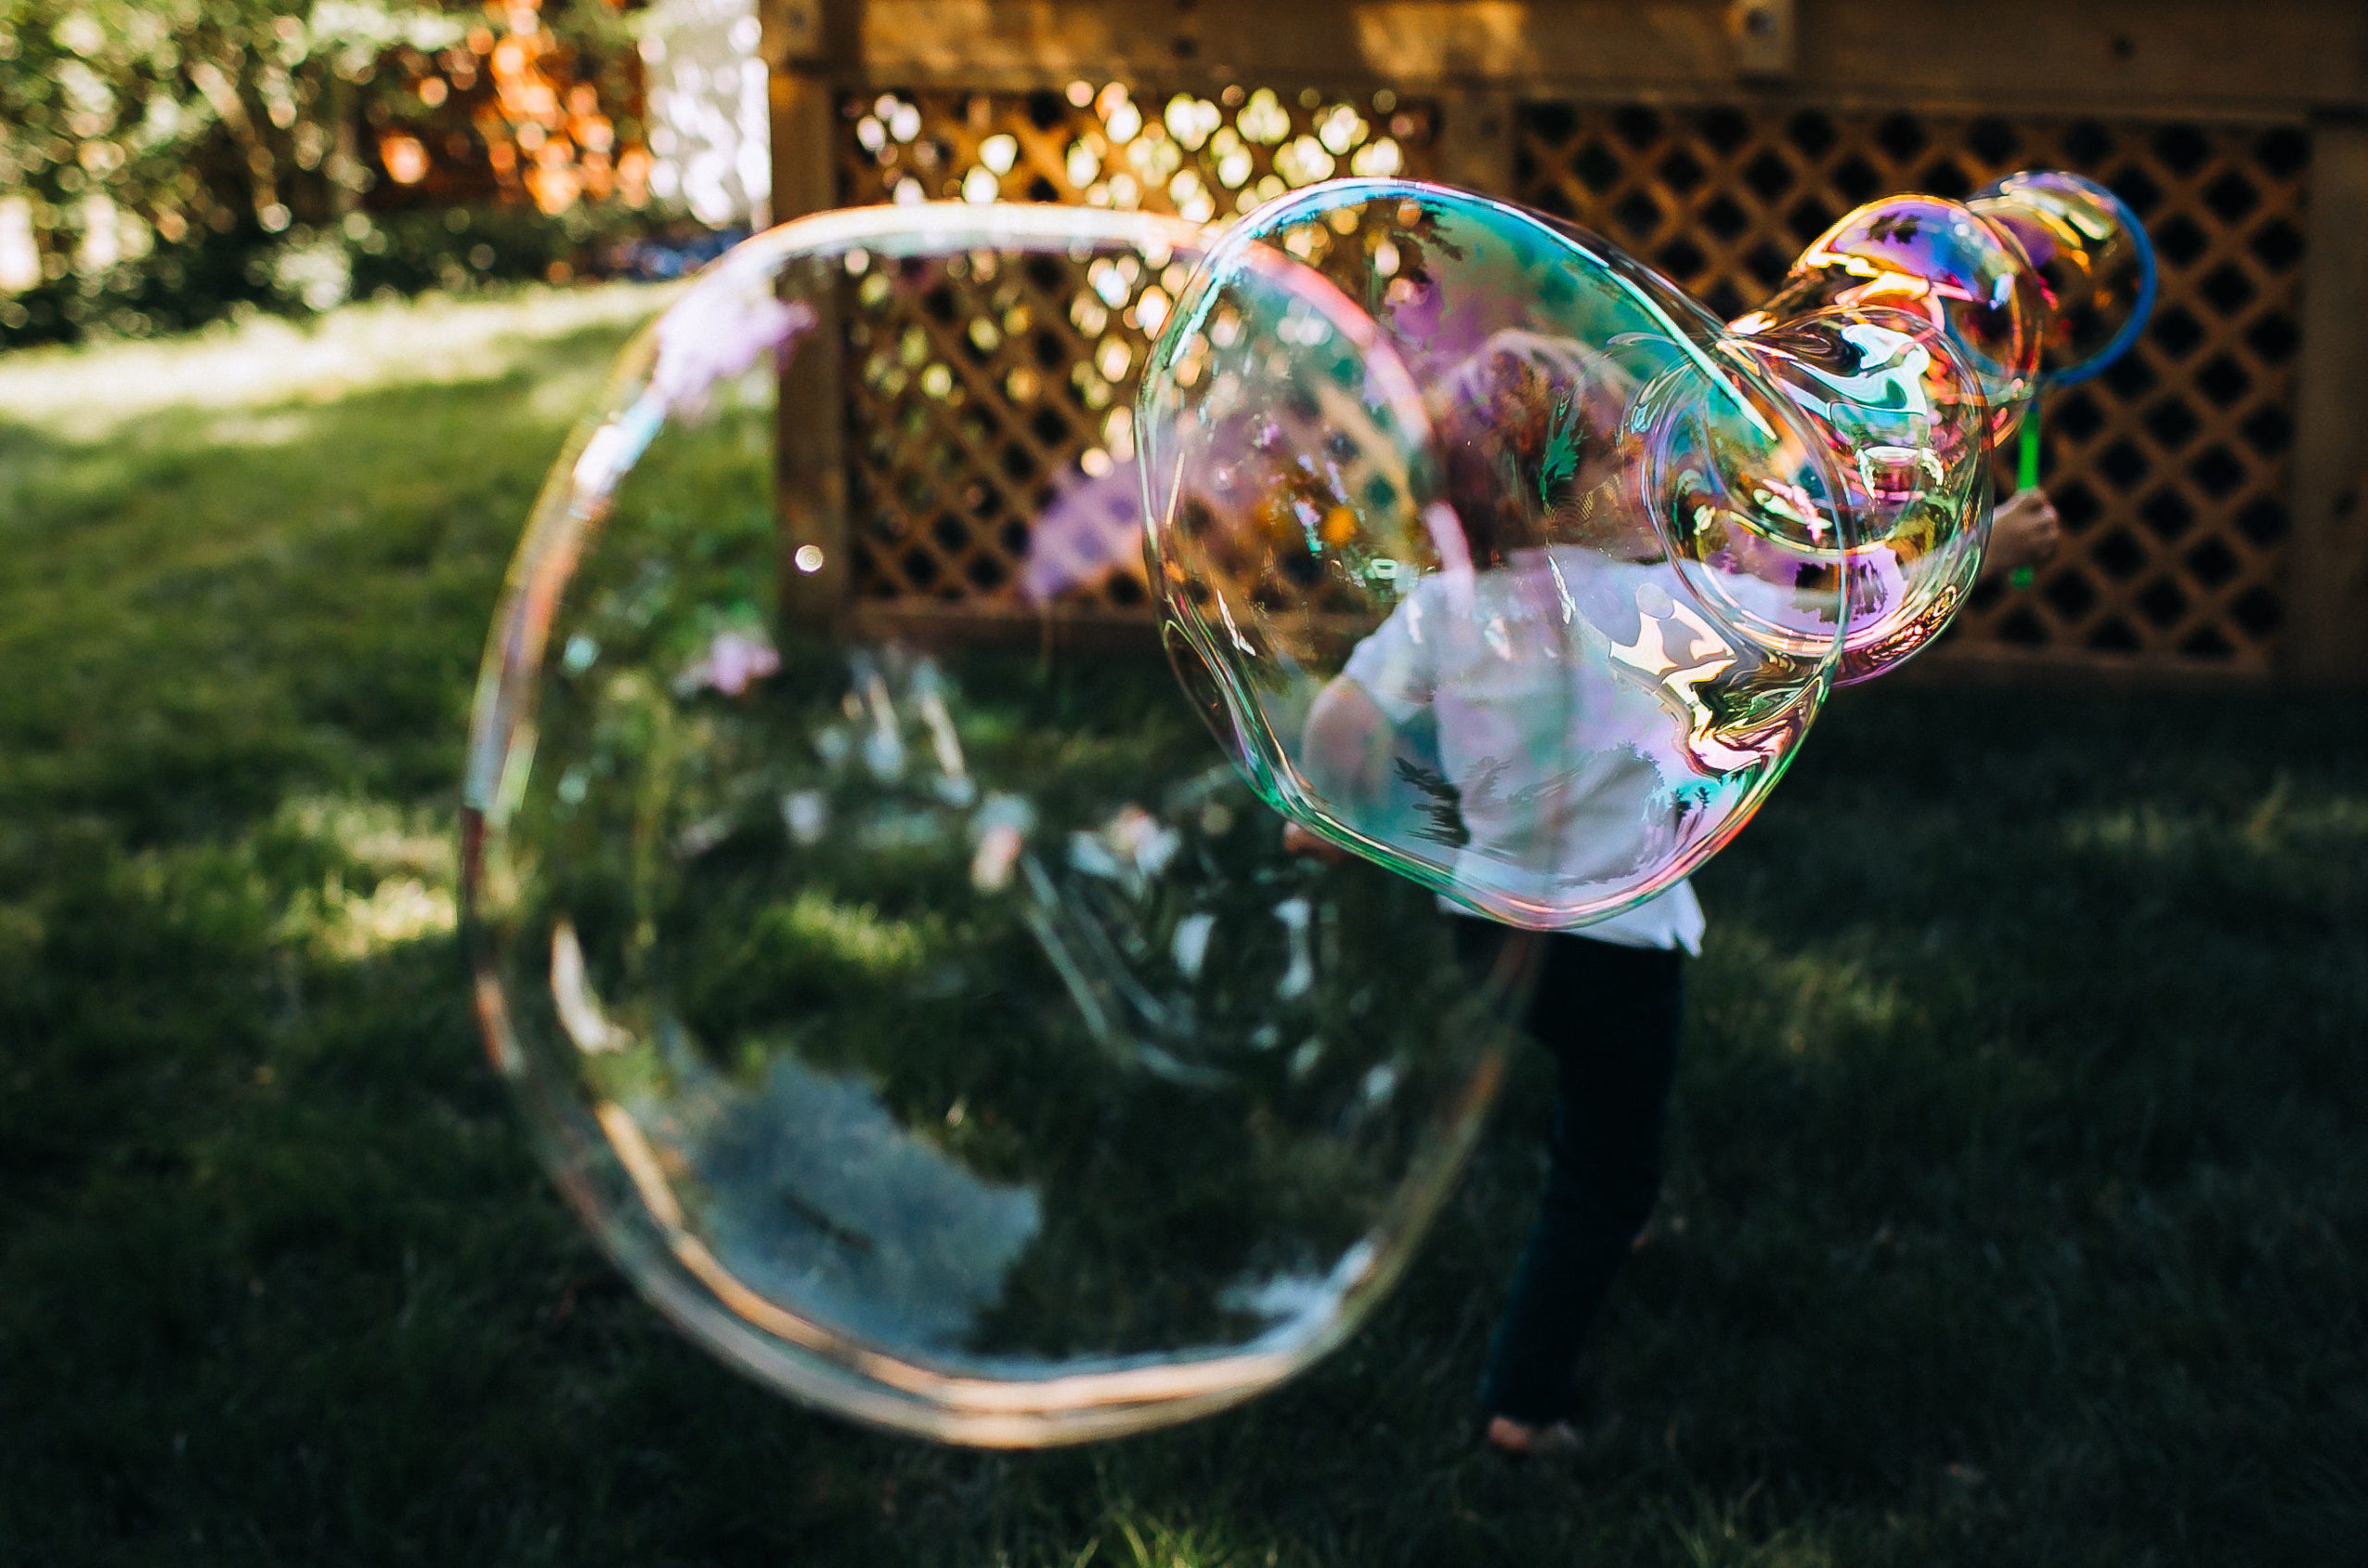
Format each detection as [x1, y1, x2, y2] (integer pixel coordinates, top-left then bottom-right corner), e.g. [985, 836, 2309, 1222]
[2284, 117, 2368, 685]
[762, 0, 853, 629]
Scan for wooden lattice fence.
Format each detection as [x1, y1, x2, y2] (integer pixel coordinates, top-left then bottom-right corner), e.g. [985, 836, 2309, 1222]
[761, 0, 2368, 683]
[830, 85, 1435, 617]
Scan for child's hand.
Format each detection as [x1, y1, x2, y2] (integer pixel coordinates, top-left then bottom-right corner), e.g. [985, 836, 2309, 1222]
[1282, 822, 1350, 864]
[1986, 487, 2063, 581]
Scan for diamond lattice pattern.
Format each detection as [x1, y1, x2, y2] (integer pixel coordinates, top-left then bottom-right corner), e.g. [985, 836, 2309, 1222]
[1516, 104, 2310, 670]
[835, 85, 1437, 613]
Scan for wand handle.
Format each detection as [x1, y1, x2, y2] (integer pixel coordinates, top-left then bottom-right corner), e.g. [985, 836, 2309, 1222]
[2008, 403, 2042, 588]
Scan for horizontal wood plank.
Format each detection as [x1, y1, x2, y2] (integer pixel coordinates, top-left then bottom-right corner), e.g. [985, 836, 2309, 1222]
[845, 1, 2364, 117]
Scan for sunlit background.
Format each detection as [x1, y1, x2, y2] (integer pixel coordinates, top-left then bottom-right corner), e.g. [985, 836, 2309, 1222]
[0, 0, 764, 338]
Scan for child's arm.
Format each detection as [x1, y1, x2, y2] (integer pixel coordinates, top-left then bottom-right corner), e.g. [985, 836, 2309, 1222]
[1282, 676, 1393, 861]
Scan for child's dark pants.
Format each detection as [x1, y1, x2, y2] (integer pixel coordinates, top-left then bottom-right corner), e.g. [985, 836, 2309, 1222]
[1455, 919, 1684, 1426]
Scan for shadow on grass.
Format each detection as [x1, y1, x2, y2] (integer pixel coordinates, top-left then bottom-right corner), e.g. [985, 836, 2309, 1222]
[2, 313, 2364, 1563]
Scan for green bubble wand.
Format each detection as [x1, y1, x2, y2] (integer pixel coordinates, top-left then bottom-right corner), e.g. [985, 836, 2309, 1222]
[2009, 408, 2041, 589]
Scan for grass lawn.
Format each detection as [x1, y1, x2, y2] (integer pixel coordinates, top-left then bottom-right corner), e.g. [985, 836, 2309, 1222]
[2, 290, 2363, 1566]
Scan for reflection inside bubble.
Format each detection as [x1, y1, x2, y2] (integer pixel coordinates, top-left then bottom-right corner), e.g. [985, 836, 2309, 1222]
[464, 205, 1525, 1446]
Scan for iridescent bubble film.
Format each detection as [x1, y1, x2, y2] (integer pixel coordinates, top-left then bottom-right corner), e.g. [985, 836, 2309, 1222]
[1733, 171, 2153, 677]
[462, 204, 1528, 1446]
[1147, 170, 2150, 847]
[1967, 170, 2157, 387]
[1145, 181, 1851, 931]
[1731, 304, 1992, 684]
[1734, 191, 2049, 436]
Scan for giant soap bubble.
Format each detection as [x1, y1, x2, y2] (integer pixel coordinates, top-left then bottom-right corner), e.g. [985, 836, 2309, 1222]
[468, 170, 2150, 1446]
[1142, 174, 2152, 931]
[462, 204, 1534, 1445]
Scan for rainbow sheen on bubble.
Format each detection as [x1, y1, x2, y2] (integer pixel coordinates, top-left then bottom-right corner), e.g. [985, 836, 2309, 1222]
[1729, 304, 1992, 683]
[1735, 192, 2049, 437]
[1732, 169, 2152, 678]
[462, 204, 1530, 1447]
[1967, 170, 2157, 387]
[1147, 184, 1845, 932]
[1144, 174, 2152, 923]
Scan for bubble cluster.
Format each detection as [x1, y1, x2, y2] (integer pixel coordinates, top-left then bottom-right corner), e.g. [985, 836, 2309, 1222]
[471, 171, 2150, 1446]
[1967, 171, 2156, 387]
[463, 204, 1529, 1446]
[1143, 174, 2154, 924]
[1144, 186, 1844, 930]
[1734, 169, 2153, 678]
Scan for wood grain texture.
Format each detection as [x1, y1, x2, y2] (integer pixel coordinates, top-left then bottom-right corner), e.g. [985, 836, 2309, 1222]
[2284, 120, 2368, 684]
[844, 1, 2366, 115]
[769, 23, 856, 624]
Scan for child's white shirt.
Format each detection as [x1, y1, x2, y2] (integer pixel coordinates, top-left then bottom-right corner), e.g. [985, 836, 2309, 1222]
[1339, 549, 1717, 955]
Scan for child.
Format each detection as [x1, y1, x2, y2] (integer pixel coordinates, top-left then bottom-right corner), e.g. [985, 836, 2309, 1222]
[1278, 333, 1697, 1454]
[1289, 335, 2062, 1458]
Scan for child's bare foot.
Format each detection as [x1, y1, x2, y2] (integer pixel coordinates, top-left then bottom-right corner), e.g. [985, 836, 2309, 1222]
[1484, 1414, 1583, 1457]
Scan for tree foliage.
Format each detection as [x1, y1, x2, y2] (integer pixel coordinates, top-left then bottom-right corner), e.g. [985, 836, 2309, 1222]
[0, 1, 649, 343]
